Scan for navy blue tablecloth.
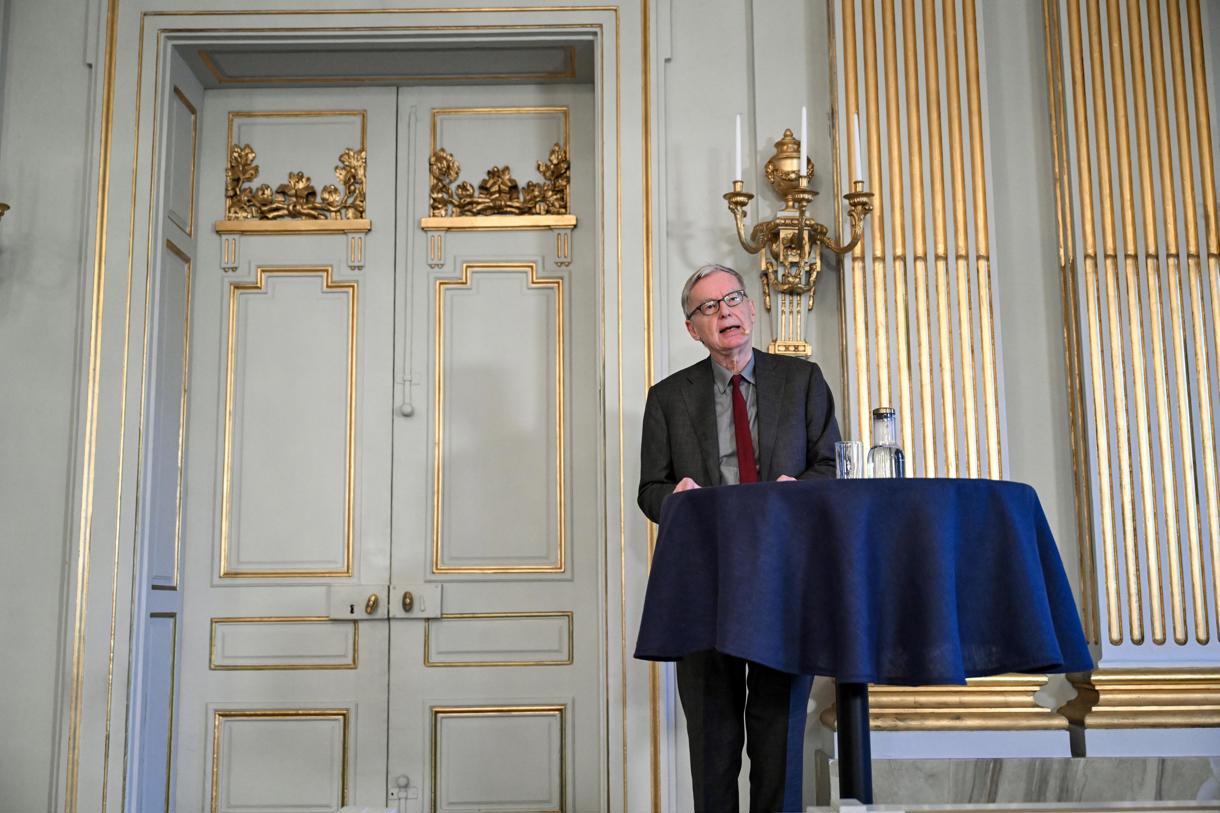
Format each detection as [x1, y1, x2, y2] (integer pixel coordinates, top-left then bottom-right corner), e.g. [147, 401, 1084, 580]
[634, 479, 1093, 685]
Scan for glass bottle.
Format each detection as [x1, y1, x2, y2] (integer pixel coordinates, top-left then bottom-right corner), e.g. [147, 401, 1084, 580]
[867, 407, 906, 478]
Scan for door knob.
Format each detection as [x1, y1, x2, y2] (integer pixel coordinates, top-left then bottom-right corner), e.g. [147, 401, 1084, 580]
[401, 591, 414, 612]
[364, 594, 380, 615]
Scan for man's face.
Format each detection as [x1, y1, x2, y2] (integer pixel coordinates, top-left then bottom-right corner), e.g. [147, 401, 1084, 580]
[684, 271, 756, 355]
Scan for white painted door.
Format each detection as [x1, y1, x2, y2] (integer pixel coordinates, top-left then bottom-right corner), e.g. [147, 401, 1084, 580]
[387, 85, 601, 813]
[175, 82, 602, 813]
[175, 87, 398, 811]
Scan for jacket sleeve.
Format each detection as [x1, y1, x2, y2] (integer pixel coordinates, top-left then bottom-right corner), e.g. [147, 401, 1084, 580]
[637, 386, 677, 523]
[797, 362, 842, 480]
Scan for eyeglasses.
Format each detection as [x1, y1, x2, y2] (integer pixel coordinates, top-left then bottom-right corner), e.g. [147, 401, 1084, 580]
[686, 289, 748, 319]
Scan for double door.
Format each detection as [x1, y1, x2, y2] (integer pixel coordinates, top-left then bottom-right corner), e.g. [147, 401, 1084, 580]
[173, 83, 602, 812]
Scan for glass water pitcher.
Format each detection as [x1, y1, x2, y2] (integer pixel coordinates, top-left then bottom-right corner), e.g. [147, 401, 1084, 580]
[867, 407, 906, 478]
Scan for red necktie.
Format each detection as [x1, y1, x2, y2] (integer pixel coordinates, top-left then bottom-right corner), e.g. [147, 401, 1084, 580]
[730, 373, 758, 483]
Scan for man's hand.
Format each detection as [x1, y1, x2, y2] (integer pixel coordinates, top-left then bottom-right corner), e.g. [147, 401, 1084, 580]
[776, 474, 796, 482]
[674, 477, 701, 493]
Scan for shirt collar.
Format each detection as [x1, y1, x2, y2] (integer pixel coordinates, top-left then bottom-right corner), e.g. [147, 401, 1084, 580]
[711, 351, 756, 394]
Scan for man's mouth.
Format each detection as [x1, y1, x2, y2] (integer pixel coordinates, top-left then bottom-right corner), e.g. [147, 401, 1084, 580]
[719, 324, 742, 335]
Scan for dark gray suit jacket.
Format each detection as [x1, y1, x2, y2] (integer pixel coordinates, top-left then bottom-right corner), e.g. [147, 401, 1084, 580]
[638, 349, 842, 523]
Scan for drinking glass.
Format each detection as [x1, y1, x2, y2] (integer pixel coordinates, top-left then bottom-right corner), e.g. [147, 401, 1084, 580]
[835, 440, 865, 479]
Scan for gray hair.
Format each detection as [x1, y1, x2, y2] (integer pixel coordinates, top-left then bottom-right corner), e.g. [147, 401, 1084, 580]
[680, 264, 747, 318]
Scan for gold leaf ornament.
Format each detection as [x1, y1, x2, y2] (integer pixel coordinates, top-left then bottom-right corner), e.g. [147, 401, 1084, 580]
[224, 143, 366, 221]
[428, 143, 571, 217]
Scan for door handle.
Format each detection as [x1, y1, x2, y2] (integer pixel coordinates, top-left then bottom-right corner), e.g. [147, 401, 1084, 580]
[327, 585, 440, 619]
[327, 585, 389, 620]
[389, 584, 442, 618]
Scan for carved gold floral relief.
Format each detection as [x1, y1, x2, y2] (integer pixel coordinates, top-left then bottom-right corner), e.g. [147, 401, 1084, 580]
[224, 144, 366, 221]
[428, 143, 570, 217]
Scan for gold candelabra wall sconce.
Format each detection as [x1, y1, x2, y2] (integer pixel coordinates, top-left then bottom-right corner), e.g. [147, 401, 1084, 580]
[0, 202, 10, 221]
[725, 125, 873, 357]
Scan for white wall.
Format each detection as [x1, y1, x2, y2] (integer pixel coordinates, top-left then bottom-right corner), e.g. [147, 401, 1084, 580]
[0, 0, 94, 809]
[656, 0, 843, 389]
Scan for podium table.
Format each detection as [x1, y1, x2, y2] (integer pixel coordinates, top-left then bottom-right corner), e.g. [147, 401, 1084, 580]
[633, 479, 1092, 803]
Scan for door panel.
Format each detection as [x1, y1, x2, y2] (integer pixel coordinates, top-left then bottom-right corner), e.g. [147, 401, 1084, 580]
[388, 84, 601, 813]
[175, 80, 603, 812]
[176, 87, 397, 812]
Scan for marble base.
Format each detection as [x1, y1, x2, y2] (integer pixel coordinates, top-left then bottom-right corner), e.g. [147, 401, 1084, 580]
[812, 755, 1220, 806]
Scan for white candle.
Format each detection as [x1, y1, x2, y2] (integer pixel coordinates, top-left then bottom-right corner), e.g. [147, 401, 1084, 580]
[800, 106, 808, 174]
[735, 114, 742, 181]
[853, 113, 863, 181]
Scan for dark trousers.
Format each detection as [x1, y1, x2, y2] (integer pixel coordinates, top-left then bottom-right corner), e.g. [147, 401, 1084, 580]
[676, 650, 813, 813]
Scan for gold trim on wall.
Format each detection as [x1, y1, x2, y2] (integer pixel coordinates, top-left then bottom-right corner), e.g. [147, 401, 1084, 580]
[433, 262, 565, 574]
[821, 675, 1068, 732]
[1187, 0, 1220, 637]
[65, 2, 120, 808]
[208, 616, 359, 670]
[1086, 0, 1143, 645]
[419, 213, 576, 231]
[210, 708, 350, 813]
[430, 704, 566, 813]
[835, 0, 1005, 478]
[213, 218, 371, 235]
[903, 0, 934, 478]
[1166, 0, 1216, 646]
[1061, 668, 1220, 728]
[170, 87, 198, 237]
[1042, 0, 1097, 644]
[423, 611, 574, 667]
[1045, 0, 1220, 651]
[219, 267, 357, 579]
[199, 44, 578, 86]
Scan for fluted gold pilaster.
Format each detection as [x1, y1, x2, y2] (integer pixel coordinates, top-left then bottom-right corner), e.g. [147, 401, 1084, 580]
[1046, 0, 1220, 673]
[836, 0, 1005, 480]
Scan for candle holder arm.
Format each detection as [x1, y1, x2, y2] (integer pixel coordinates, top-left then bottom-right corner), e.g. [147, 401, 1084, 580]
[723, 189, 768, 255]
[821, 190, 874, 256]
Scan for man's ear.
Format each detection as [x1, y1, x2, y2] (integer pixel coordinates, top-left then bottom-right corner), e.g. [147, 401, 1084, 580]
[685, 320, 700, 341]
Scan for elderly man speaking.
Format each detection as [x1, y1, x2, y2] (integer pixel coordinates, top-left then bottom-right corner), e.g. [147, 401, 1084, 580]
[638, 263, 842, 812]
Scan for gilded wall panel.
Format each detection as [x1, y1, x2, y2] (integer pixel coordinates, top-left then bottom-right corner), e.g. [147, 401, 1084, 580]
[834, 0, 1005, 479]
[1046, 0, 1220, 658]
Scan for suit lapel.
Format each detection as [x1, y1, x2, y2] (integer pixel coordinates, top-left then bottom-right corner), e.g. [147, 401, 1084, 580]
[754, 350, 786, 480]
[680, 359, 721, 485]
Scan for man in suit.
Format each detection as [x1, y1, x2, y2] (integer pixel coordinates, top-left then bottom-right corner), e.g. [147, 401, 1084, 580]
[638, 263, 841, 812]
